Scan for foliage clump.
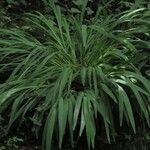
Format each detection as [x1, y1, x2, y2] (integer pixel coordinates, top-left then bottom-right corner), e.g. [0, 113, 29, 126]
[0, 0, 150, 149]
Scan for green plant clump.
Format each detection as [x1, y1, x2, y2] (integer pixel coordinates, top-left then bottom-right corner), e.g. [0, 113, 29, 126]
[0, 0, 150, 149]
[0, 136, 23, 150]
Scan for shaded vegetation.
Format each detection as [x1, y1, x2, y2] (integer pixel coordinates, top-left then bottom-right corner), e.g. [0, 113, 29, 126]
[0, 0, 150, 149]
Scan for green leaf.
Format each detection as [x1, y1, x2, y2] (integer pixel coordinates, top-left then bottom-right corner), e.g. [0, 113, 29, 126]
[117, 85, 135, 132]
[79, 103, 85, 136]
[93, 68, 98, 96]
[73, 92, 83, 130]
[68, 97, 74, 146]
[71, 8, 81, 13]
[80, 67, 86, 86]
[58, 98, 68, 148]
[0, 87, 37, 106]
[83, 98, 96, 149]
[125, 71, 150, 93]
[43, 105, 56, 150]
[104, 120, 111, 143]
[58, 67, 71, 97]
[73, 0, 83, 6]
[82, 25, 87, 47]
[100, 83, 117, 103]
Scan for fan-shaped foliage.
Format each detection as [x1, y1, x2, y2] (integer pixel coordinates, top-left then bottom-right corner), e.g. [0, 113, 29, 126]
[0, 1, 150, 149]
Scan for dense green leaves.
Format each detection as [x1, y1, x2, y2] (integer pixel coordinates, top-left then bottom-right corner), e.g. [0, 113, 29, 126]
[0, 0, 150, 149]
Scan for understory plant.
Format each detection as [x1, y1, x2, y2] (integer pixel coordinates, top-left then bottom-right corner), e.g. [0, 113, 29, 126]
[0, 0, 150, 149]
